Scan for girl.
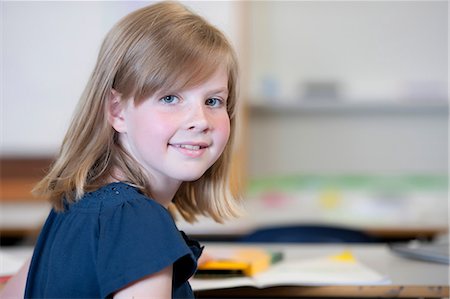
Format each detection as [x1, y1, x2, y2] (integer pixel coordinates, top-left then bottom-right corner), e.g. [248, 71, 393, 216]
[2, 1, 240, 298]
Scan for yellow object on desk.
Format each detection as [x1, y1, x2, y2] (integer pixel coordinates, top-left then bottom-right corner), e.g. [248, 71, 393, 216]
[196, 248, 276, 277]
[330, 250, 356, 263]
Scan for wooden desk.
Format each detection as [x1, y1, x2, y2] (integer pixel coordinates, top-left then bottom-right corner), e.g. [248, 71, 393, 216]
[194, 243, 449, 298]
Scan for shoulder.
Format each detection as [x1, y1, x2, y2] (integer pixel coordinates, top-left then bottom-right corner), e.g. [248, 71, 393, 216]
[62, 182, 175, 237]
[66, 182, 177, 235]
[96, 182, 173, 224]
[68, 182, 167, 214]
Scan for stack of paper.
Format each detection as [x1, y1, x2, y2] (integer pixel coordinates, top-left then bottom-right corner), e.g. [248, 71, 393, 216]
[191, 250, 389, 291]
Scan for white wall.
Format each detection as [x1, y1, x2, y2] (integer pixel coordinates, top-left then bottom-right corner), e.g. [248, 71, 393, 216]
[248, 110, 448, 176]
[246, 1, 448, 176]
[249, 1, 447, 103]
[1, 1, 241, 156]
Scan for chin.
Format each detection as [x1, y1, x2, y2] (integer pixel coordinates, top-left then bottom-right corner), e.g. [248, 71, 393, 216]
[176, 171, 207, 182]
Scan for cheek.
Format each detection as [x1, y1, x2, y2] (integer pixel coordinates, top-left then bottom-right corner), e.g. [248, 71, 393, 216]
[139, 110, 177, 137]
[214, 115, 231, 146]
[127, 111, 174, 154]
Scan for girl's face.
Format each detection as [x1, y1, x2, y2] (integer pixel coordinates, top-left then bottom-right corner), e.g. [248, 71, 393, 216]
[112, 68, 231, 188]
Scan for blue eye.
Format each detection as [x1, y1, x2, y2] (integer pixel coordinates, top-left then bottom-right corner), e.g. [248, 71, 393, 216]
[160, 95, 179, 104]
[205, 98, 223, 107]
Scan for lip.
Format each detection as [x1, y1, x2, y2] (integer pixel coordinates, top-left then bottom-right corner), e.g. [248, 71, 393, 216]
[168, 142, 210, 158]
[169, 141, 210, 148]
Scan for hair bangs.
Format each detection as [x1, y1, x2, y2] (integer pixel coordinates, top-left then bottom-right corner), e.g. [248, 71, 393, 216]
[132, 23, 235, 104]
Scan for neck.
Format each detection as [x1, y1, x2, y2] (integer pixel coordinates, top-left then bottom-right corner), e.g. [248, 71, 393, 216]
[148, 178, 182, 208]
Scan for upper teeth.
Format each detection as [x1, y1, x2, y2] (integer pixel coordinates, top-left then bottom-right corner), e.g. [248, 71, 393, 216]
[178, 144, 201, 150]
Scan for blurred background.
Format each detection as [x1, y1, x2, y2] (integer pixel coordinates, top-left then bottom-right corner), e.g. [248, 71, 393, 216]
[1, 1, 448, 245]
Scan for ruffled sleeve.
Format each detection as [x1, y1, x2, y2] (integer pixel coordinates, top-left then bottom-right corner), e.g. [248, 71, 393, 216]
[96, 191, 196, 298]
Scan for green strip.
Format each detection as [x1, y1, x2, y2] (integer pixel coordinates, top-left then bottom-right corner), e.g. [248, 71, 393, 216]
[247, 175, 448, 195]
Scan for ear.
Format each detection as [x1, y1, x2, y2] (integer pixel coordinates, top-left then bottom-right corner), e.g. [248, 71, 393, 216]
[107, 89, 127, 133]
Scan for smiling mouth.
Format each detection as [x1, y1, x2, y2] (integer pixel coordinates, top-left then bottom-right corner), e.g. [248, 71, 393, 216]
[170, 144, 209, 150]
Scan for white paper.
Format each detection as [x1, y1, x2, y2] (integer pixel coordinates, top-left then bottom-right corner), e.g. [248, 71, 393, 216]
[0, 251, 26, 277]
[191, 254, 390, 291]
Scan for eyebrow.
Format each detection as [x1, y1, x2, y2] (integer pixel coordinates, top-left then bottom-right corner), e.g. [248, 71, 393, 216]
[208, 88, 229, 96]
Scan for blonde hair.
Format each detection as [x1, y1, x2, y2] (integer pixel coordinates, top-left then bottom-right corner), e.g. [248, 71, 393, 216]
[34, 1, 241, 223]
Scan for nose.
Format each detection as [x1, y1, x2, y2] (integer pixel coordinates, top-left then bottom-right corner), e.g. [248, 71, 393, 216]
[186, 102, 210, 133]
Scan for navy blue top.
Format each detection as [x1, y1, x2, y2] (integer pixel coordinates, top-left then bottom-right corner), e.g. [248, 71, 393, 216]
[25, 182, 202, 299]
